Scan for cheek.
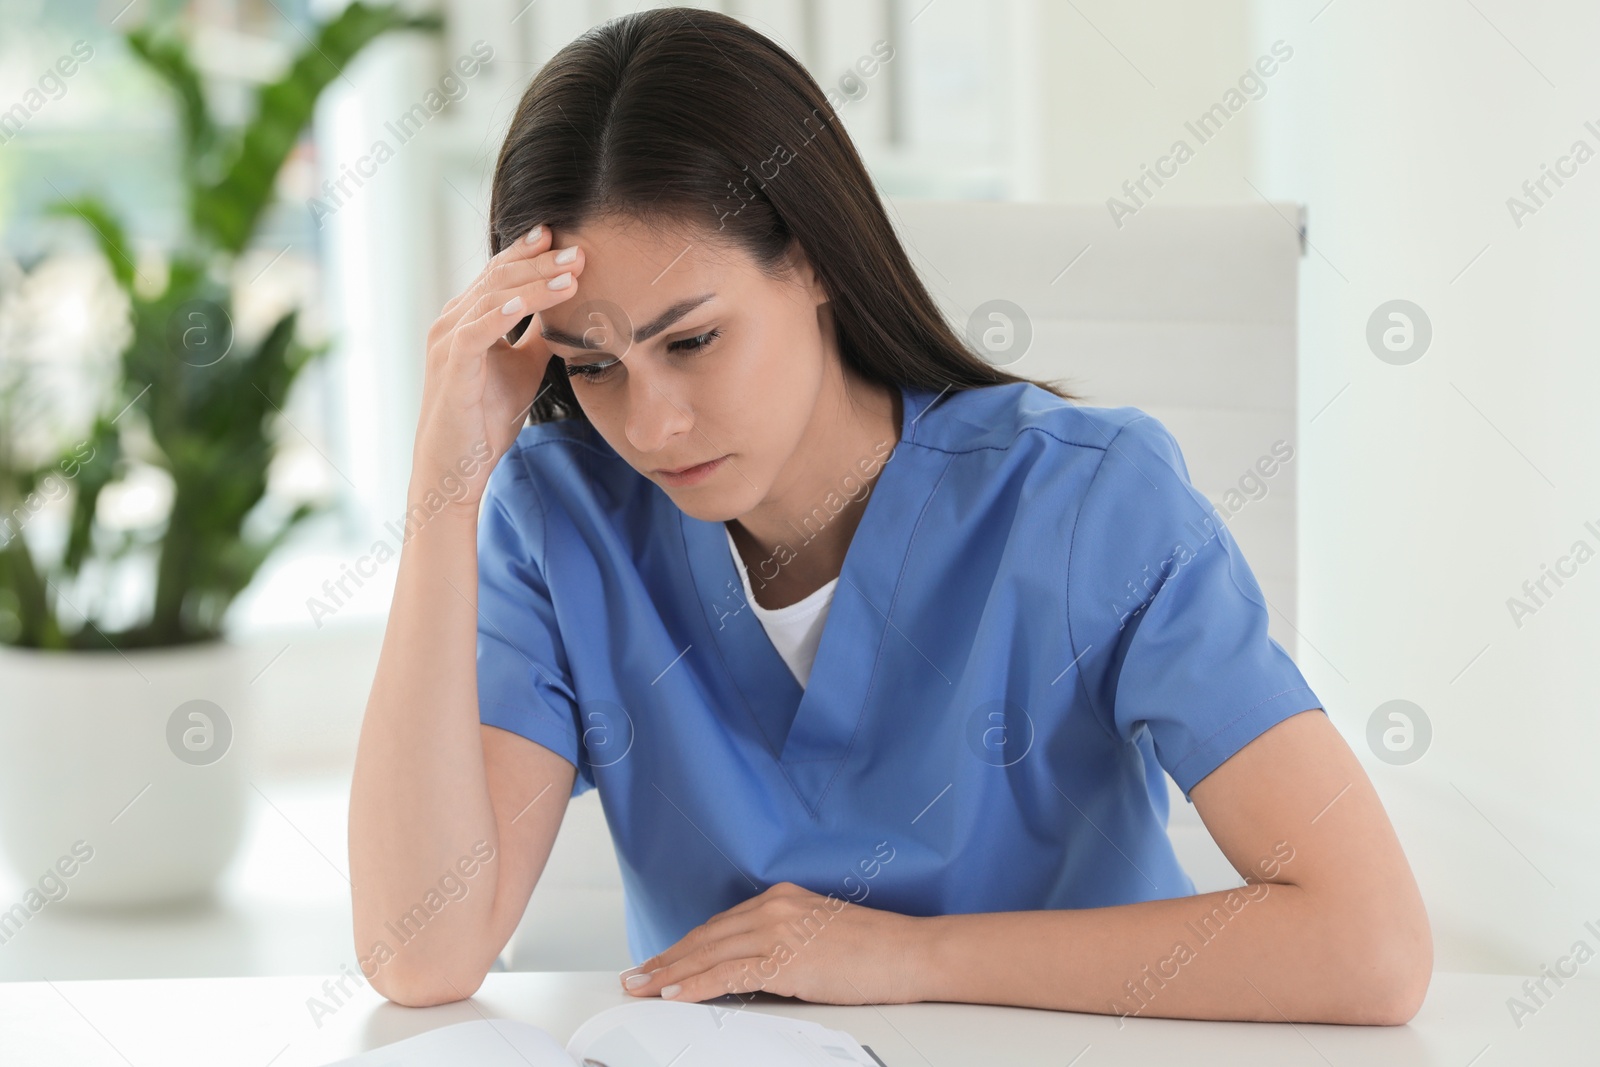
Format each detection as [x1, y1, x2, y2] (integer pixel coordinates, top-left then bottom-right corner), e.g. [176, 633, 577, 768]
[731, 325, 822, 406]
[722, 345, 810, 426]
[573, 392, 631, 456]
[735, 296, 823, 380]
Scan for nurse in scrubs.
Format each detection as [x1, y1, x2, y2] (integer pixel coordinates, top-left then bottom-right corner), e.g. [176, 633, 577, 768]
[349, 8, 1431, 1026]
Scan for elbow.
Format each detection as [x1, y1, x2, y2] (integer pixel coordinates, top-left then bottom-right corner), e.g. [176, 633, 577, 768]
[1352, 957, 1431, 1026]
[357, 940, 490, 1008]
[1360, 964, 1431, 1026]
[351, 903, 502, 1007]
[369, 963, 488, 1008]
[1339, 902, 1434, 1025]
[1376, 937, 1434, 1026]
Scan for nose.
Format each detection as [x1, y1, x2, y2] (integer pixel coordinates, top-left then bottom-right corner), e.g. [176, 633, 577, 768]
[622, 372, 694, 457]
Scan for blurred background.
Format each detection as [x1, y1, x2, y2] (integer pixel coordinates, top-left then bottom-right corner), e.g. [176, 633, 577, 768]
[0, 0, 1595, 996]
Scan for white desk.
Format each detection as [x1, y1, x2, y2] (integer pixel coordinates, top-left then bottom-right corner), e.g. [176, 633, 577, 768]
[0, 971, 1586, 1065]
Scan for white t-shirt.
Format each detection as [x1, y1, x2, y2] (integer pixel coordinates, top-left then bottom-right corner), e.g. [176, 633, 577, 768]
[724, 524, 837, 689]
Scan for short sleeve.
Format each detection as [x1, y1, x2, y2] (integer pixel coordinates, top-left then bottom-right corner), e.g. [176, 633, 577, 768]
[476, 447, 595, 797]
[1067, 414, 1323, 799]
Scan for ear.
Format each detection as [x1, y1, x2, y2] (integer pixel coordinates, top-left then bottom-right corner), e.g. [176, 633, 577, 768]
[781, 237, 830, 309]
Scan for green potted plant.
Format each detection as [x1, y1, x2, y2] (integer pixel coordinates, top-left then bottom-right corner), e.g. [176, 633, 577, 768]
[0, 3, 440, 906]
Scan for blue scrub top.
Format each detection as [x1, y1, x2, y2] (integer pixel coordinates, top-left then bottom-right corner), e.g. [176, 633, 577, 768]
[476, 380, 1323, 964]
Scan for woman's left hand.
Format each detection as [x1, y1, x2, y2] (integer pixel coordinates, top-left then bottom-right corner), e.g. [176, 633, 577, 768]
[618, 882, 928, 1005]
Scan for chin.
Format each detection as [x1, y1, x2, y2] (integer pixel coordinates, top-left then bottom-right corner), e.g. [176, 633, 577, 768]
[664, 482, 762, 524]
[669, 496, 743, 524]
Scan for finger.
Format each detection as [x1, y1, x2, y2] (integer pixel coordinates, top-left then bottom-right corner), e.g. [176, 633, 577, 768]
[460, 245, 587, 366]
[442, 223, 557, 321]
[468, 249, 585, 333]
[458, 258, 584, 363]
[505, 244, 591, 351]
[624, 921, 717, 979]
[621, 884, 801, 984]
[444, 251, 572, 336]
[430, 226, 555, 370]
[487, 244, 585, 294]
[625, 925, 777, 998]
[507, 312, 542, 351]
[658, 957, 777, 1004]
[467, 253, 586, 342]
[449, 273, 579, 368]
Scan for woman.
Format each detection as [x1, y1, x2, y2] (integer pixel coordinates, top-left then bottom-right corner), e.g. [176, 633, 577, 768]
[348, 7, 1431, 1025]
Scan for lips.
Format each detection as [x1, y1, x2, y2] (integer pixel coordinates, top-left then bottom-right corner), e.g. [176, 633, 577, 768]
[656, 458, 721, 475]
[653, 455, 728, 487]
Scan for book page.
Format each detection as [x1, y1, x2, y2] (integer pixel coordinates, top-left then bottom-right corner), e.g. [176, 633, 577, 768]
[565, 1000, 881, 1066]
[318, 1018, 577, 1066]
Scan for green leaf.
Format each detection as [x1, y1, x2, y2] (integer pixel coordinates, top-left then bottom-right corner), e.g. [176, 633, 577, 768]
[125, 26, 217, 177]
[60, 414, 125, 576]
[249, 308, 305, 412]
[46, 198, 138, 292]
[192, 3, 443, 253]
[214, 499, 326, 602]
[0, 516, 62, 649]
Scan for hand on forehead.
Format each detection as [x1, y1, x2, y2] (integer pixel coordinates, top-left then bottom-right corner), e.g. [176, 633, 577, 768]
[534, 217, 741, 357]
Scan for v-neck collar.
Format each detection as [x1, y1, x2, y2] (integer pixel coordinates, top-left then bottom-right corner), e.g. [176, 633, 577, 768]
[724, 523, 838, 622]
[680, 380, 950, 816]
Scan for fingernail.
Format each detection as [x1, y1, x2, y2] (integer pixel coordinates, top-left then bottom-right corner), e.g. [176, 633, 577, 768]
[660, 984, 682, 999]
[624, 973, 651, 990]
[548, 272, 573, 290]
[524, 224, 543, 244]
[554, 245, 578, 265]
[501, 296, 524, 315]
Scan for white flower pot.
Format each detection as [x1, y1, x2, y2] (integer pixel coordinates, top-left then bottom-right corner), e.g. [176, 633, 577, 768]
[0, 638, 253, 907]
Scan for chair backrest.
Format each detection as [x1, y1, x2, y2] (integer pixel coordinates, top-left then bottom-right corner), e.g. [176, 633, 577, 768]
[508, 201, 1312, 969]
[506, 788, 633, 971]
[882, 198, 1308, 650]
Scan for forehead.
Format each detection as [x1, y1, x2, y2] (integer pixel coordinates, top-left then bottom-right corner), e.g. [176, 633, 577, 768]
[538, 216, 745, 337]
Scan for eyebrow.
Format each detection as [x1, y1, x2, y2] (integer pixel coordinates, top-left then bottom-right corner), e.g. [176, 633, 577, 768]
[540, 293, 716, 354]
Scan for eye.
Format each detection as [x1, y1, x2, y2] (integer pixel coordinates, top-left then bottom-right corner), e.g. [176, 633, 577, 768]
[565, 328, 720, 385]
[668, 328, 721, 354]
[565, 356, 621, 383]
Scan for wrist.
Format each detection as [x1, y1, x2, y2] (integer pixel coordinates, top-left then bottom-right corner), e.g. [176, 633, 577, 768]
[405, 467, 480, 510]
[399, 489, 480, 538]
[903, 912, 952, 1004]
[408, 438, 497, 518]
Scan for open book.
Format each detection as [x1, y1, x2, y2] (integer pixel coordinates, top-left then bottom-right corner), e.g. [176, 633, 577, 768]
[320, 999, 887, 1066]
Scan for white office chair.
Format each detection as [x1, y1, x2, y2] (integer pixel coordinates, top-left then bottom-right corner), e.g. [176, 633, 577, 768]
[506, 200, 1309, 969]
[504, 788, 632, 971]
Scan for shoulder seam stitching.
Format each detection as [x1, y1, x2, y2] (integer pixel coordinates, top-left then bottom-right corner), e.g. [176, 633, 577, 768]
[1064, 415, 1154, 749]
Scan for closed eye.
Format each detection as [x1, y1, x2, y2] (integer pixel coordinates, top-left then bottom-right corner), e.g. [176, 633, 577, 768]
[667, 328, 721, 353]
[565, 328, 721, 383]
[564, 356, 621, 382]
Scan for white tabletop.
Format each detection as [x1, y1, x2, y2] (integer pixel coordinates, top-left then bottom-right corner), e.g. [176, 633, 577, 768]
[0, 970, 1583, 1065]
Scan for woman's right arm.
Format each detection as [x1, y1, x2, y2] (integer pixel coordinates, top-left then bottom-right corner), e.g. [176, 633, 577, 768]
[347, 223, 587, 1006]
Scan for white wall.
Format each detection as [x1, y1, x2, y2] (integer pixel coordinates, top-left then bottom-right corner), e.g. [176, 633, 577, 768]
[1025, 0, 1600, 976]
[1032, 0, 1258, 205]
[1252, 0, 1600, 977]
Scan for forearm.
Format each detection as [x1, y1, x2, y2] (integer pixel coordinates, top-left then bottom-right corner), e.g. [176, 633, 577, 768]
[911, 882, 1423, 1025]
[347, 490, 500, 998]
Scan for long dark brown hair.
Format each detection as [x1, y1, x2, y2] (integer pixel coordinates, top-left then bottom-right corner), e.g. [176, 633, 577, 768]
[487, 6, 1077, 424]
